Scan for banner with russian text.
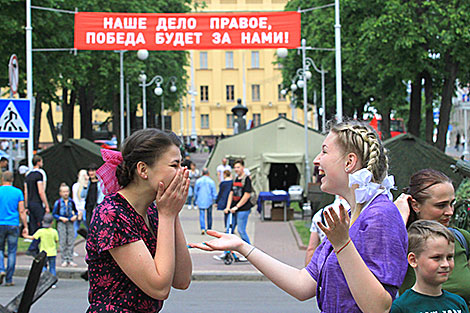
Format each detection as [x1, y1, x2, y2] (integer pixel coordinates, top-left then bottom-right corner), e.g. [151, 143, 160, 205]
[74, 12, 300, 50]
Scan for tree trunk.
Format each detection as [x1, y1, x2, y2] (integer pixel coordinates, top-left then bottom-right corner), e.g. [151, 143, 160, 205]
[380, 107, 392, 140]
[423, 71, 434, 144]
[407, 74, 422, 137]
[62, 87, 75, 142]
[46, 102, 59, 144]
[130, 108, 137, 132]
[149, 104, 156, 128]
[79, 86, 94, 140]
[33, 94, 42, 151]
[436, 54, 459, 151]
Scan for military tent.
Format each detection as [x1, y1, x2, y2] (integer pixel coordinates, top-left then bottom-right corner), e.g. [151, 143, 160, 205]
[384, 133, 462, 196]
[37, 139, 104, 205]
[205, 117, 326, 195]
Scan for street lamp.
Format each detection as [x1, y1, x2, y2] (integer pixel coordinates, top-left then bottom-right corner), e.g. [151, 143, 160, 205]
[159, 76, 177, 131]
[138, 70, 163, 129]
[277, 40, 328, 190]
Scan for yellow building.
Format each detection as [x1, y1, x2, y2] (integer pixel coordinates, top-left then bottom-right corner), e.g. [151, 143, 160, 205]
[169, 0, 308, 140]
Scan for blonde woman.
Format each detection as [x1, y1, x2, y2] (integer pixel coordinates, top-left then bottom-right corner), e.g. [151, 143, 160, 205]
[191, 121, 408, 313]
[72, 169, 88, 234]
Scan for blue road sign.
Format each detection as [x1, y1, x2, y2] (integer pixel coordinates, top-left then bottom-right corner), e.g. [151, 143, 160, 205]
[0, 99, 31, 139]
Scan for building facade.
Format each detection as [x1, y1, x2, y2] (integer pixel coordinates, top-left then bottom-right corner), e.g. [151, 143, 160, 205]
[168, 0, 308, 142]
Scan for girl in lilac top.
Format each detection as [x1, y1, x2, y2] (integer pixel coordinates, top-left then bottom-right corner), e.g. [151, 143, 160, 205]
[191, 121, 408, 313]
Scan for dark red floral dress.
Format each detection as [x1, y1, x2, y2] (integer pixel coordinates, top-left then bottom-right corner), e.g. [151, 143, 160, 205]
[86, 193, 163, 313]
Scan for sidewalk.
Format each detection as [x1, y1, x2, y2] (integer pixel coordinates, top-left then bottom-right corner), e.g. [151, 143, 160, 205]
[14, 206, 306, 281]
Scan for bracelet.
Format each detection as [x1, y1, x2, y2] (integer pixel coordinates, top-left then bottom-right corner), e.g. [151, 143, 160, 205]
[245, 246, 256, 258]
[335, 239, 351, 255]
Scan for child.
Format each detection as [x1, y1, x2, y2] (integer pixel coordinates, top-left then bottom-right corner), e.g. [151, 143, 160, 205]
[52, 183, 78, 267]
[391, 220, 469, 312]
[25, 214, 59, 281]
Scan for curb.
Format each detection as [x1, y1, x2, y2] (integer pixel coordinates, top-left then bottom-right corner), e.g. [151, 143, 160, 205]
[288, 221, 307, 250]
[13, 265, 268, 281]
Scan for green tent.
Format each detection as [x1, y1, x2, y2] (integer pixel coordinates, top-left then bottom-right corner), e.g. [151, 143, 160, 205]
[37, 139, 104, 205]
[384, 133, 463, 197]
[205, 117, 326, 196]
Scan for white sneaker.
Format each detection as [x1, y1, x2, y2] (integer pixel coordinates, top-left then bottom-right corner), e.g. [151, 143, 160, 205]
[212, 253, 225, 261]
[236, 256, 248, 262]
[51, 284, 57, 289]
[73, 252, 79, 257]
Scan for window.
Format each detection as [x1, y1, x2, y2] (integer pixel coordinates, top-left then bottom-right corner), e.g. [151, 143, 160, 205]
[225, 51, 234, 68]
[201, 114, 209, 129]
[251, 84, 260, 101]
[251, 51, 260, 68]
[253, 113, 261, 127]
[199, 51, 208, 69]
[200, 85, 209, 101]
[278, 84, 286, 101]
[226, 114, 234, 128]
[226, 85, 235, 101]
[279, 113, 287, 118]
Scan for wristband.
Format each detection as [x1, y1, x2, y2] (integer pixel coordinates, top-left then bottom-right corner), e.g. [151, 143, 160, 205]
[335, 239, 351, 255]
[245, 246, 256, 258]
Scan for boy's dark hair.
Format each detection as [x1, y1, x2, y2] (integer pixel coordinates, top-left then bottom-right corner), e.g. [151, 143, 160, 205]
[32, 155, 43, 166]
[116, 129, 181, 188]
[408, 220, 455, 257]
[234, 159, 244, 166]
[59, 182, 69, 190]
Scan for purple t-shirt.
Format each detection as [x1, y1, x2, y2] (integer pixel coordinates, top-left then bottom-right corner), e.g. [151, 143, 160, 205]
[86, 193, 163, 313]
[305, 194, 408, 312]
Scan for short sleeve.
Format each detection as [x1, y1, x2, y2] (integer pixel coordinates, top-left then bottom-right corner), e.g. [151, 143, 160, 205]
[243, 176, 253, 193]
[354, 199, 408, 290]
[390, 302, 404, 313]
[92, 200, 141, 254]
[16, 188, 24, 202]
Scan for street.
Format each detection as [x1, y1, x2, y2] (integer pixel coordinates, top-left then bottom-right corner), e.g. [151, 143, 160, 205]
[0, 278, 319, 313]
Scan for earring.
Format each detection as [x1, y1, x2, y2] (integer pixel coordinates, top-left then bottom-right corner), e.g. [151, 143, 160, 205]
[345, 167, 349, 172]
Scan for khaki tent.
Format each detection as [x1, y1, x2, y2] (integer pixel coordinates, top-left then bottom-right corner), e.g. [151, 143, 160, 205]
[205, 117, 326, 195]
[384, 133, 462, 197]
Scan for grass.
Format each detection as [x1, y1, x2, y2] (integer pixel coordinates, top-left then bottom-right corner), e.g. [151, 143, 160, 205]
[293, 220, 311, 246]
[17, 237, 31, 253]
[290, 201, 302, 212]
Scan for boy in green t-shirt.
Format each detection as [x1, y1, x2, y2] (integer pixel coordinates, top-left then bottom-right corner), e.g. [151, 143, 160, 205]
[24, 214, 59, 279]
[391, 220, 469, 313]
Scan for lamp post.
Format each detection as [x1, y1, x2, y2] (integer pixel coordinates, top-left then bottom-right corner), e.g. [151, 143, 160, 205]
[160, 76, 177, 131]
[114, 50, 127, 144]
[277, 41, 328, 190]
[138, 71, 163, 129]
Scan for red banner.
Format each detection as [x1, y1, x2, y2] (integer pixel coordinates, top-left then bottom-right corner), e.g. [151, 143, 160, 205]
[74, 12, 300, 50]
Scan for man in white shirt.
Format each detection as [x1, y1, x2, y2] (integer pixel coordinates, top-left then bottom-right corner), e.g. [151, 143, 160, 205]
[216, 158, 231, 182]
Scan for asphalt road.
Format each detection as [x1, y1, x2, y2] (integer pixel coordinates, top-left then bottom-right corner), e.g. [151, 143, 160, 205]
[0, 278, 319, 313]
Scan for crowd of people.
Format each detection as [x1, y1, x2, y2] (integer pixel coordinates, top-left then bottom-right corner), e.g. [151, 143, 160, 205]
[0, 121, 469, 313]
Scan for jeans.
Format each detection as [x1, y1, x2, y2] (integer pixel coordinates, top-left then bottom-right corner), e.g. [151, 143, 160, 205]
[224, 212, 237, 233]
[43, 256, 56, 276]
[74, 213, 87, 238]
[199, 207, 213, 230]
[236, 210, 251, 244]
[0, 225, 19, 283]
[58, 221, 74, 263]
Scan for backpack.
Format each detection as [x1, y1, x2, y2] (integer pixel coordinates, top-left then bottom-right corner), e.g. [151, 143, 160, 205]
[241, 176, 258, 207]
[449, 228, 469, 260]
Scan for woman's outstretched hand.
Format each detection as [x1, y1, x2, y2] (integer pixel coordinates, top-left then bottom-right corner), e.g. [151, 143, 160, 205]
[317, 204, 350, 251]
[394, 193, 412, 225]
[188, 230, 244, 252]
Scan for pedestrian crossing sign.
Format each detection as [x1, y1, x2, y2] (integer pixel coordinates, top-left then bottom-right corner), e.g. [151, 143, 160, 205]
[0, 99, 31, 139]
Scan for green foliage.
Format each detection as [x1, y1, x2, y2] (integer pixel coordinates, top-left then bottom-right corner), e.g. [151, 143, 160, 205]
[280, 0, 470, 136]
[0, 0, 191, 141]
[456, 178, 470, 202]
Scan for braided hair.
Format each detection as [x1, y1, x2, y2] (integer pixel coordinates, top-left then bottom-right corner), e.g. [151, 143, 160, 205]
[330, 120, 389, 184]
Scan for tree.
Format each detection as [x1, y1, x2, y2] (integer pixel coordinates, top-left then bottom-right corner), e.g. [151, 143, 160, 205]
[0, 0, 191, 149]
